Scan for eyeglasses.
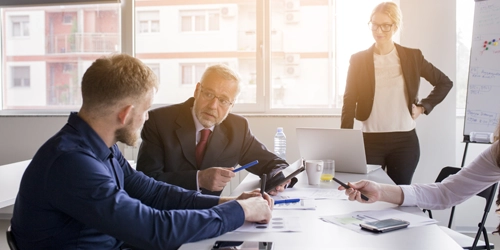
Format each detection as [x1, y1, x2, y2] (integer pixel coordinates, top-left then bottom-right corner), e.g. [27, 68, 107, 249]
[368, 22, 394, 32]
[199, 87, 234, 108]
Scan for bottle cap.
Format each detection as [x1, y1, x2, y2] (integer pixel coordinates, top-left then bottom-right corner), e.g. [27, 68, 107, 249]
[277, 127, 283, 132]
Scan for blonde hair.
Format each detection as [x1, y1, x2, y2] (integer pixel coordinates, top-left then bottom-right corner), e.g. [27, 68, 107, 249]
[81, 54, 158, 114]
[370, 2, 403, 30]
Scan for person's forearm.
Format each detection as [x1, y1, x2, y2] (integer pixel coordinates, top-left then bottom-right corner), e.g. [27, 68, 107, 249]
[219, 196, 235, 204]
[379, 184, 404, 205]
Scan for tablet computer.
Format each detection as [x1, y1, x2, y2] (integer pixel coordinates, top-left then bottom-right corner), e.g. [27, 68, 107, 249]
[265, 166, 305, 193]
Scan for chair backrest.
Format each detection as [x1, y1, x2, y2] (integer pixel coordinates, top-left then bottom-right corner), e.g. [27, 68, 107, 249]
[432, 166, 498, 250]
[6, 226, 19, 250]
[434, 166, 461, 183]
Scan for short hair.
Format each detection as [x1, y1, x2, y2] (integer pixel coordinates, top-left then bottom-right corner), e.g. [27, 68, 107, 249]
[370, 2, 403, 30]
[200, 64, 242, 96]
[81, 54, 158, 114]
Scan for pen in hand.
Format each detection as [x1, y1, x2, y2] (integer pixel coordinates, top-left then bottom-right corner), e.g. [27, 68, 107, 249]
[260, 174, 267, 196]
[233, 160, 259, 173]
[332, 177, 369, 201]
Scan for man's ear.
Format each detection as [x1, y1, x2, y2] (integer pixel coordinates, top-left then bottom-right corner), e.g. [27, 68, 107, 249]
[117, 105, 134, 125]
[193, 82, 201, 97]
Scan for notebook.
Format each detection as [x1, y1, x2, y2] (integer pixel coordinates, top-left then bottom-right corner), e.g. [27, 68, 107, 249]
[296, 127, 381, 174]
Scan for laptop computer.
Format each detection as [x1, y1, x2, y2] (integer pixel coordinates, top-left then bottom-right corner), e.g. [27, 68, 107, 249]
[296, 127, 381, 174]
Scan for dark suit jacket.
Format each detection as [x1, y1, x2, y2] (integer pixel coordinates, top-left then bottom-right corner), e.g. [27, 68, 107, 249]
[137, 98, 288, 195]
[341, 43, 453, 129]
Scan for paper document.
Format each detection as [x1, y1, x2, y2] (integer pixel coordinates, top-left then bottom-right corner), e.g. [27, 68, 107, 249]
[274, 199, 316, 210]
[236, 217, 301, 232]
[320, 208, 437, 234]
[274, 187, 347, 200]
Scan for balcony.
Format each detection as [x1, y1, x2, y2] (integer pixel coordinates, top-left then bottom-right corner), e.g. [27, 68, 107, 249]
[47, 33, 119, 54]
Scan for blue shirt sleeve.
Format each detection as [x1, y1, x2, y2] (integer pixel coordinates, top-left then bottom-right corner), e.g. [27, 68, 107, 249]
[47, 151, 245, 250]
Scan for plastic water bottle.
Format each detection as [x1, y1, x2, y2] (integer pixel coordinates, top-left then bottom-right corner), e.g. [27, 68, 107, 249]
[274, 127, 286, 160]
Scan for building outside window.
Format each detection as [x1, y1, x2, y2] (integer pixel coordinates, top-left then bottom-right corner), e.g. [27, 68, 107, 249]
[12, 66, 30, 87]
[0, 0, 471, 115]
[180, 9, 220, 32]
[11, 15, 30, 37]
[138, 11, 160, 33]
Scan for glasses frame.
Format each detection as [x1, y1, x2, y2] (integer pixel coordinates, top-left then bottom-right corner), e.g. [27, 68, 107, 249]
[199, 86, 234, 108]
[368, 22, 394, 32]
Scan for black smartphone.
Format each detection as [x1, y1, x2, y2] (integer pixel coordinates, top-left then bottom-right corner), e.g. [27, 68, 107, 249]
[211, 240, 274, 250]
[265, 166, 305, 193]
[359, 218, 410, 233]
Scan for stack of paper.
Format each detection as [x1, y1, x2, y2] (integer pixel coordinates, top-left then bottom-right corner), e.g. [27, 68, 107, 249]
[320, 208, 437, 234]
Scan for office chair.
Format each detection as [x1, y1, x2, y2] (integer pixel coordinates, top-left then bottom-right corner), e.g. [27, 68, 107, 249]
[423, 166, 497, 250]
[6, 226, 19, 250]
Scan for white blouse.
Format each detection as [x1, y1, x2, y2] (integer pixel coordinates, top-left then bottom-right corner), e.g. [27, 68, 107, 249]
[401, 141, 500, 210]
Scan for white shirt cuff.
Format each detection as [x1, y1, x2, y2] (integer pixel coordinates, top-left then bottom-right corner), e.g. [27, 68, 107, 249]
[399, 185, 417, 207]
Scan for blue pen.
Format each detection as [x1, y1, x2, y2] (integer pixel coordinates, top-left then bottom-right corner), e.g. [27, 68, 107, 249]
[233, 160, 259, 173]
[274, 198, 301, 205]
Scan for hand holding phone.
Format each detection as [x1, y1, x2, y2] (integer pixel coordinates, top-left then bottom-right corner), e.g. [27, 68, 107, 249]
[332, 177, 369, 201]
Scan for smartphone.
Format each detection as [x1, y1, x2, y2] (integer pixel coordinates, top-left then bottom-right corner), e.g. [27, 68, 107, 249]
[265, 166, 305, 193]
[359, 218, 410, 233]
[211, 240, 274, 250]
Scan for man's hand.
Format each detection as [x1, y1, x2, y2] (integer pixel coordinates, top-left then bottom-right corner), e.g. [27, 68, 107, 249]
[236, 189, 274, 208]
[198, 167, 235, 191]
[267, 179, 291, 196]
[338, 180, 404, 205]
[237, 196, 272, 224]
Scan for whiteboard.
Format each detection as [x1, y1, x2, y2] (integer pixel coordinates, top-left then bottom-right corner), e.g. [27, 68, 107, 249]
[463, 0, 500, 141]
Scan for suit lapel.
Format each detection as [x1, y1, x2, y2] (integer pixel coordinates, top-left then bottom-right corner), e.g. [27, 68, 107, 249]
[175, 105, 198, 169]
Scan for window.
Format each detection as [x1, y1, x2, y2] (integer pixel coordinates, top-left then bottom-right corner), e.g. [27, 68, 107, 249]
[180, 10, 220, 32]
[2, 4, 121, 110]
[181, 63, 209, 85]
[62, 13, 73, 24]
[12, 66, 30, 87]
[137, 1, 385, 113]
[3, 0, 462, 115]
[138, 11, 159, 33]
[11, 16, 29, 37]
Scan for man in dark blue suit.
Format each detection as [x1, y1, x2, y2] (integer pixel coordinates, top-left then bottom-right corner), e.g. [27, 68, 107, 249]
[137, 64, 289, 196]
[10, 54, 273, 250]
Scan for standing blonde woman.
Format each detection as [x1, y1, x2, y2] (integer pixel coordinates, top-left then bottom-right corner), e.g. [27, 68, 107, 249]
[341, 2, 453, 184]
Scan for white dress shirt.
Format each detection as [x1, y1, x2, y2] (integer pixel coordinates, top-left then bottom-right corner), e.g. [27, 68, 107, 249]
[401, 141, 500, 210]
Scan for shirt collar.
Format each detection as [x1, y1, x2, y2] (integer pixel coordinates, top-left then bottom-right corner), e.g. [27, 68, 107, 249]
[67, 112, 114, 162]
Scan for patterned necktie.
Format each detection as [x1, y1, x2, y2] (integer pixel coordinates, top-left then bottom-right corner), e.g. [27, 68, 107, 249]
[195, 129, 211, 167]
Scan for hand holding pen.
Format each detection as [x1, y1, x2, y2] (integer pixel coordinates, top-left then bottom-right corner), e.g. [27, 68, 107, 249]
[333, 177, 369, 201]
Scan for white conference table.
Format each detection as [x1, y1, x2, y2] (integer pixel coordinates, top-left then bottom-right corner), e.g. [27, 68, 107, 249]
[180, 163, 462, 250]
[0, 160, 30, 209]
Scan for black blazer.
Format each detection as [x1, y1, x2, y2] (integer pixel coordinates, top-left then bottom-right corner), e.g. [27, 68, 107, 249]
[341, 43, 453, 129]
[136, 98, 288, 195]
